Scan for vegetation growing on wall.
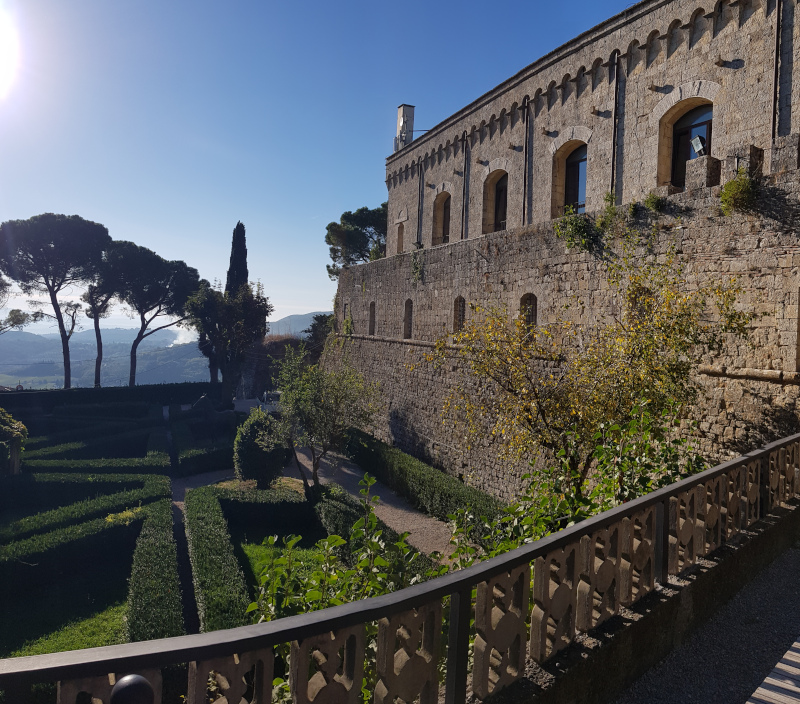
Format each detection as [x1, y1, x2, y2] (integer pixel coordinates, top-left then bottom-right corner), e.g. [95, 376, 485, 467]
[720, 167, 757, 216]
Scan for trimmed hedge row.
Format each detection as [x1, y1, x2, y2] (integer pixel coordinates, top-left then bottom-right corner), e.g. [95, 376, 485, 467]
[126, 499, 185, 642]
[345, 430, 505, 527]
[178, 445, 233, 476]
[184, 486, 250, 632]
[0, 510, 145, 597]
[24, 421, 140, 449]
[0, 474, 170, 543]
[23, 454, 171, 475]
[51, 402, 155, 419]
[0, 382, 215, 416]
[24, 428, 154, 461]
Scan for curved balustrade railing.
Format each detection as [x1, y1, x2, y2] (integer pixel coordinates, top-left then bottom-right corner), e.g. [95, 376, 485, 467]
[2, 433, 800, 704]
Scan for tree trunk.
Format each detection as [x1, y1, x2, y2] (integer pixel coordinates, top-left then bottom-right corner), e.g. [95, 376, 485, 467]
[209, 360, 219, 383]
[48, 288, 71, 389]
[129, 330, 145, 387]
[292, 445, 310, 490]
[9, 437, 21, 475]
[93, 314, 103, 388]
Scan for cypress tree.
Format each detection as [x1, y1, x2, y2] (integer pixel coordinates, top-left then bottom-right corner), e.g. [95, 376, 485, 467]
[225, 221, 249, 295]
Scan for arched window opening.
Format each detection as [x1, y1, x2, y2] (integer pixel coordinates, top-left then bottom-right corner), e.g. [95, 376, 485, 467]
[368, 302, 376, 336]
[453, 296, 466, 333]
[403, 299, 413, 339]
[482, 170, 509, 234]
[433, 192, 452, 246]
[397, 223, 404, 255]
[520, 293, 538, 327]
[671, 104, 713, 188]
[564, 145, 588, 214]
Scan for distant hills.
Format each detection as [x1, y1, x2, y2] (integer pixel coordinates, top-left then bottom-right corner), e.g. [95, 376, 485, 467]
[267, 311, 331, 337]
[0, 312, 332, 389]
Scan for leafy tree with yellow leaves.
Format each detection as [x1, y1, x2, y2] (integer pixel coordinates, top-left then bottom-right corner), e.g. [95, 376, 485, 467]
[428, 241, 752, 516]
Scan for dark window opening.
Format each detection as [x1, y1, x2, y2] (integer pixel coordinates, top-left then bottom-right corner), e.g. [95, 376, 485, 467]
[520, 293, 537, 327]
[671, 104, 713, 188]
[397, 223, 404, 254]
[494, 174, 508, 231]
[368, 302, 375, 336]
[564, 145, 587, 214]
[453, 296, 466, 333]
[403, 299, 413, 339]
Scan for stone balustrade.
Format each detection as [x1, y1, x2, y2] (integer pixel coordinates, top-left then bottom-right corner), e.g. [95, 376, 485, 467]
[2, 433, 800, 704]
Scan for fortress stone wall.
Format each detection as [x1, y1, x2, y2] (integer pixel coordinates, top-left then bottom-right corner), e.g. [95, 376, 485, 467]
[329, 0, 800, 501]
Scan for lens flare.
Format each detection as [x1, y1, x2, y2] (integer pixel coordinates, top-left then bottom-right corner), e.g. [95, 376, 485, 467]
[0, 9, 20, 99]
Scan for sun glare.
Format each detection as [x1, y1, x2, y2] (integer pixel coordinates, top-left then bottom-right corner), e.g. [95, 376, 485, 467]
[0, 9, 20, 100]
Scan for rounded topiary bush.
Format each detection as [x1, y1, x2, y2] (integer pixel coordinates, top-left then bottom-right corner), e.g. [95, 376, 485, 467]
[233, 409, 288, 485]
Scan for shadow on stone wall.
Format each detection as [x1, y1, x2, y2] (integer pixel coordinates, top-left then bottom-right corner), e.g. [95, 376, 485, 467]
[753, 182, 800, 231]
[721, 390, 800, 457]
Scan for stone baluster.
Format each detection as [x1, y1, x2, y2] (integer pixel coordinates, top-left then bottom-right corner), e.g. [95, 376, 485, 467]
[628, 506, 656, 604]
[725, 464, 744, 540]
[668, 487, 700, 574]
[291, 625, 365, 704]
[577, 522, 626, 632]
[530, 543, 579, 662]
[473, 564, 530, 698]
[374, 602, 442, 704]
[701, 475, 724, 555]
[745, 458, 761, 525]
[187, 650, 273, 704]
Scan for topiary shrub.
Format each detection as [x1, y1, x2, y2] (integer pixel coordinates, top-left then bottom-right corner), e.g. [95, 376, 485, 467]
[720, 167, 757, 216]
[233, 409, 289, 485]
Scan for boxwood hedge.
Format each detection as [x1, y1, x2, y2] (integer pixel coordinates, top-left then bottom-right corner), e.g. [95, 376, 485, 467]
[126, 499, 184, 642]
[344, 429, 505, 528]
[184, 486, 250, 632]
[0, 474, 169, 543]
[22, 454, 171, 475]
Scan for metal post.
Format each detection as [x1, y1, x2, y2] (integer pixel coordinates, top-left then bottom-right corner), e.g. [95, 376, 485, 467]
[444, 587, 472, 704]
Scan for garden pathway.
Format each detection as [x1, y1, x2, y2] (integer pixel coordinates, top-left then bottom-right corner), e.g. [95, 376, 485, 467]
[290, 448, 454, 557]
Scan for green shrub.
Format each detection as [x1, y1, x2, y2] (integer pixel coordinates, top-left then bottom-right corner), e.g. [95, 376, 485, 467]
[345, 430, 504, 540]
[314, 483, 434, 572]
[644, 191, 666, 213]
[720, 167, 757, 215]
[51, 402, 154, 419]
[0, 475, 169, 543]
[178, 445, 233, 476]
[233, 409, 290, 485]
[184, 486, 250, 631]
[126, 499, 184, 641]
[24, 421, 139, 449]
[0, 511, 145, 597]
[24, 428, 153, 461]
[553, 206, 598, 251]
[22, 454, 171, 475]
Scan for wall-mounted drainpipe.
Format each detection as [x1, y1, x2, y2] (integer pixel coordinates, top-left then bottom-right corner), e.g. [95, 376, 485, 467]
[522, 97, 530, 227]
[610, 50, 622, 200]
[460, 132, 469, 240]
[417, 157, 424, 246]
[771, 0, 783, 141]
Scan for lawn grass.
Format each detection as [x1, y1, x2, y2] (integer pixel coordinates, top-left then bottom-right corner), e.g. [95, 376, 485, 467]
[10, 603, 127, 657]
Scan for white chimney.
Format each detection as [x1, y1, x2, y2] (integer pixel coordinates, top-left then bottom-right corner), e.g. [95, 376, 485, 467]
[394, 104, 415, 152]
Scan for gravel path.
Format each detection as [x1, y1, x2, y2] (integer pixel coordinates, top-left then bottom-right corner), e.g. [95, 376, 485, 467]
[171, 468, 235, 510]
[613, 543, 800, 704]
[290, 447, 454, 557]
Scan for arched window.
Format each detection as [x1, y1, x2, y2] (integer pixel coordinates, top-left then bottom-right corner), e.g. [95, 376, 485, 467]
[520, 293, 537, 327]
[433, 192, 452, 246]
[453, 296, 466, 333]
[482, 170, 509, 234]
[368, 302, 376, 336]
[397, 223, 404, 255]
[564, 145, 587, 214]
[671, 104, 713, 188]
[403, 299, 413, 339]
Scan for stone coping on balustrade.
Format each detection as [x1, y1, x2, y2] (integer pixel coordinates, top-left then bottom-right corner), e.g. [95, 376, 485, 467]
[484, 500, 800, 704]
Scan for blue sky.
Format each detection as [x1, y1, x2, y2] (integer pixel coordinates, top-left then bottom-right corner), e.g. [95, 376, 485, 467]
[0, 0, 633, 330]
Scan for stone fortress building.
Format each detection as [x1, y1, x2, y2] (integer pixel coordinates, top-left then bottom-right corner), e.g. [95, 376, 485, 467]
[332, 0, 800, 500]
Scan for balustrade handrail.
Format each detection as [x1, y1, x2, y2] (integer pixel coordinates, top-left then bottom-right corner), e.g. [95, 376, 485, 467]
[3, 431, 800, 700]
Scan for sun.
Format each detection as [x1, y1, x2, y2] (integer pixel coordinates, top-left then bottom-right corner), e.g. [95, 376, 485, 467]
[0, 9, 20, 100]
